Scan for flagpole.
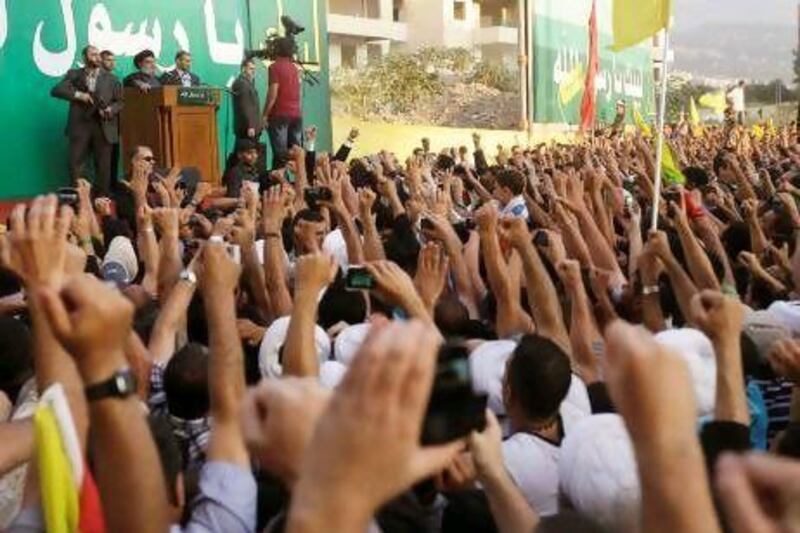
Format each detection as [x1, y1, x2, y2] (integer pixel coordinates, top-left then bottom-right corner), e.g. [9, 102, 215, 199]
[650, 29, 670, 232]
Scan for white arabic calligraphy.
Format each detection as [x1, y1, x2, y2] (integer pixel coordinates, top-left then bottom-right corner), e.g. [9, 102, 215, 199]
[551, 45, 645, 102]
[88, 4, 162, 58]
[203, 0, 244, 65]
[33, 0, 77, 77]
[0, 0, 7, 50]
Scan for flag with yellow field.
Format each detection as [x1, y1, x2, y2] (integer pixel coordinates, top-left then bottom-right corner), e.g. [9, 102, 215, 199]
[611, 0, 672, 51]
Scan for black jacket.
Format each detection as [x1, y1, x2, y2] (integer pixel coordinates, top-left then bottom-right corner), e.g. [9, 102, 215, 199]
[123, 71, 162, 89]
[231, 75, 261, 138]
[159, 69, 201, 87]
[50, 68, 123, 143]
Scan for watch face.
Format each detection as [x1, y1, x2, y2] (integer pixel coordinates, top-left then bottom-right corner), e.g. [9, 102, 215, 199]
[115, 374, 130, 394]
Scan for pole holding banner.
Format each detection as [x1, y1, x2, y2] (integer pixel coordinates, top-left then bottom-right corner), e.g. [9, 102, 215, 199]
[650, 29, 670, 232]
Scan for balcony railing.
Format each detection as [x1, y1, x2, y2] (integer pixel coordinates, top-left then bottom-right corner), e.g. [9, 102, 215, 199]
[327, 13, 408, 41]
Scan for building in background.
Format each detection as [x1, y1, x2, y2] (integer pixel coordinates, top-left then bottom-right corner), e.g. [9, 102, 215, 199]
[327, 0, 521, 70]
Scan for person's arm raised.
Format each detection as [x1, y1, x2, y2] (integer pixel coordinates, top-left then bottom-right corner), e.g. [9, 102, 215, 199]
[287, 321, 462, 533]
[152, 208, 183, 300]
[499, 217, 569, 349]
[475, 203, 533, 338]
[231, 208, 273, 323]
[414, 243, 449, 316]
[262, 185, 293, 317]
[358, 188, 386, 261]
[283, 253, 338, 377]
[690, 291, 749, 425]
[4, 197, 89, 449]
[646, 230, 699, 324]
[198, 243, 250, 468]
[319, 167, 365, 266]
[366, 261, 434, 326]
[38, 275, 170, 533]
[426, 214, 479, 317]
[557, 260, 602, 384]
[603, 321, 722, 533]
[671, 199, 721, 291]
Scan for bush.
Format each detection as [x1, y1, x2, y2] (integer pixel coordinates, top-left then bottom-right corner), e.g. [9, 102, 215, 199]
[332, 52, 444, 116]
[469, 61, 518, 93]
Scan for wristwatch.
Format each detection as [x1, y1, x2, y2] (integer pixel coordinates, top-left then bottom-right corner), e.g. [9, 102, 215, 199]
[85, 369, 137, 402]
[179, 269, 197, 285]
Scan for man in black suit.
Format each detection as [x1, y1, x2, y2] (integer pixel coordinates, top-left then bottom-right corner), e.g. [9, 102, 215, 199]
[51, 45, 123, 196]
[228, 58, 264, 170]
[160, 50, 201, 87]
[124, 49, 161, 92]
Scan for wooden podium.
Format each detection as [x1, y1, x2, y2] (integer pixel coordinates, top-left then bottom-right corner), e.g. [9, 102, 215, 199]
[121, 86, 222, 184]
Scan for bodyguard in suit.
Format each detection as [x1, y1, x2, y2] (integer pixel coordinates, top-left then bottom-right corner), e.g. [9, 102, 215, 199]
[51, 45, 123, 196]
[160, 50, 202, 87]
[232, 58, 261, 140]
[124, 49, 162, 92]
[228, 58, 265, 170]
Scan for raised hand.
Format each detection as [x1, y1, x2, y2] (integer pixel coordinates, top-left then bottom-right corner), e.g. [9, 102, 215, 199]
[197, 241, 242, 295]
[475, 202, 499, 233]
[288, 321, 462, 531]
[295, 253, 338, 294]
[152, 207, 180, 239]
[498, 217, 531, 249]
[414, 243, 449, 312]
[7, 195, 73, 289]
[36, 274, 134, 381]
[690, 290, 744, 344]
[262, 185, 288, 234]
[241, 377, 331, 486]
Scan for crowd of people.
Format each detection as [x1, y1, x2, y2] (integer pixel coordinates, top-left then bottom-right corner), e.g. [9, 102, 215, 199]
[1, 117, 800, 533]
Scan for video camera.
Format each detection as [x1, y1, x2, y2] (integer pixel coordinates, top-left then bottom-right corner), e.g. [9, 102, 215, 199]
[244, 16, 306, 62]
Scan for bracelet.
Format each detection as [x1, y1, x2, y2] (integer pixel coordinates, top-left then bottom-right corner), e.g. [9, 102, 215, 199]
[264, 232, 281, 239]
[641, 285, 660, 296]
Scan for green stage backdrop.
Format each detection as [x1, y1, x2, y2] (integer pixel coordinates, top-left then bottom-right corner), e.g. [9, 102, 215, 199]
[0, 0, 331, 199]
[532, 0, 655, 126]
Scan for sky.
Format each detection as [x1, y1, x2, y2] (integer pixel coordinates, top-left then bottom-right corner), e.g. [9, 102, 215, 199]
[671, 0, 798, 82]
[674, 0, 796, 29]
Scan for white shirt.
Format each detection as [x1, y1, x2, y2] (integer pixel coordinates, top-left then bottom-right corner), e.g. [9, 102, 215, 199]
[501, 399, 588, 516]
[500, 195, 529, 219]
[728, 87, 745, 112]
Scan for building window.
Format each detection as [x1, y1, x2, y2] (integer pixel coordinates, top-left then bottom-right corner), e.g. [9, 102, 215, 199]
[454, 1, 466, 21]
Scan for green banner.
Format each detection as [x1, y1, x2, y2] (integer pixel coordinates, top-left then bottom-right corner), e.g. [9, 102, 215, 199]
[532, 0, 655, 126]
[0, 0, 331, 199]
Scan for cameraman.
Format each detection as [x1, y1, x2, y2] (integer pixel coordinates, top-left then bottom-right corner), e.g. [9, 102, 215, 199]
[263, 37, 302, 169]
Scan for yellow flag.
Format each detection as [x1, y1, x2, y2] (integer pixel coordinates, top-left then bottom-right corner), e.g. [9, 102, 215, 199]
[611, 0, 672, 51]
[689, 97, 700, 126]
[633, 107, 652, 137]
[661, 142, 686, 186]
[752, 124, 765, 140]
[698, 91, 727, 114]
[36, 405, 79, 533]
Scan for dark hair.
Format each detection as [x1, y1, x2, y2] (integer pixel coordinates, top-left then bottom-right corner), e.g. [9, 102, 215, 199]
[175, 50, 191, 62]
[134, 49, 156, 69]
[100, 50, 114, 58]
[241, 58, 256, 69]
[776, 422, 800, 459]
[275, 37, 295, 58]
[495, 168, 526, 196]
[148, 415, 183, 506]
[683, 166, 710, 189]
[435, 295, 470, 338]
[506, 334, 571, 421]
[0, 317, 33, 403]
[164, 343, 210, 420]
[81, 45, 97, 61]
